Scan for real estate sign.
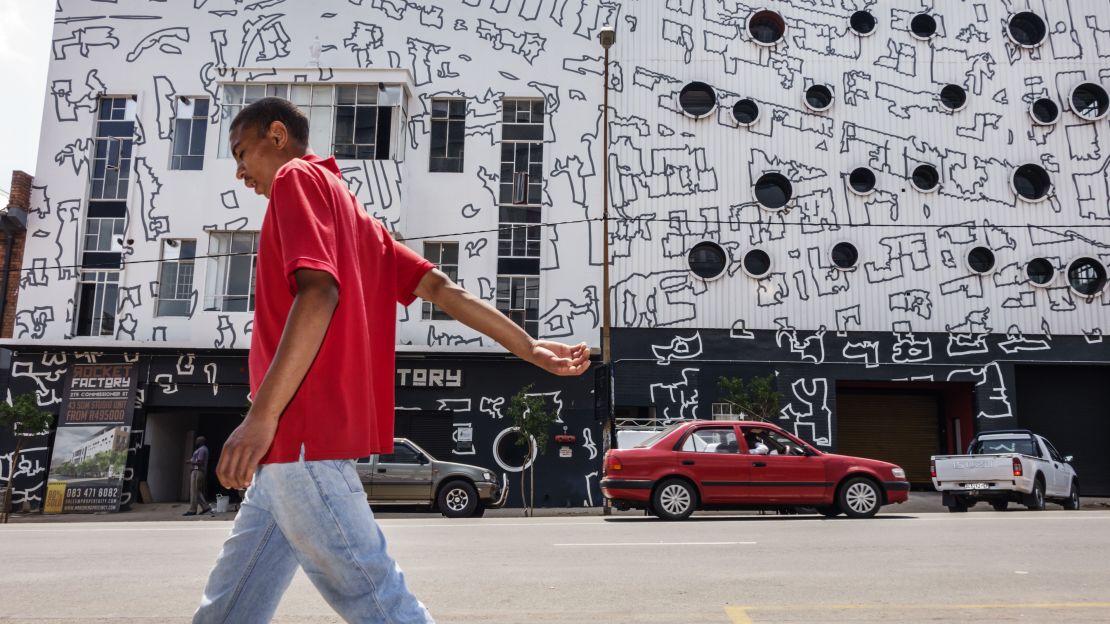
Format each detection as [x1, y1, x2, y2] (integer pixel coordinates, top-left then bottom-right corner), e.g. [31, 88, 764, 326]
[44, 364, 138, 513]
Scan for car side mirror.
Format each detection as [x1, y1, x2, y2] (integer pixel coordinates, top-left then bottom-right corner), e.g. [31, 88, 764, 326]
[418, 455, 429, 465]
[1063, 455, 1074, 463]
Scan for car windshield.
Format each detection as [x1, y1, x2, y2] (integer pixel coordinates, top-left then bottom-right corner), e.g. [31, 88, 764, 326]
[971, 437, 1036, 456]
[634, 423, 685, 448]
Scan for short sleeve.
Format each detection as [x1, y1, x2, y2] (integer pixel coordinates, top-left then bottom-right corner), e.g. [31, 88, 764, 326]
[270, 165, 341, 294]
[392, 237, 434, 306]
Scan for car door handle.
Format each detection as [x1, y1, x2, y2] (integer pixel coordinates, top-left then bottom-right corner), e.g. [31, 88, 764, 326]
[1054, 464, 1059, 468]
[682, 460, 696, 466]
[377, 468, 387, 473]
[752, 462, 767, 468]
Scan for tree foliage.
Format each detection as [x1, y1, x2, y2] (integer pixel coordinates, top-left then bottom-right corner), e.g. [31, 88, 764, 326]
[716, 374, 782, 421]
[506, 385, 558, 516]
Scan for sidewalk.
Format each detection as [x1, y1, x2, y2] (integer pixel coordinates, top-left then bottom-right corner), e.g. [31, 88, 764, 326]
[7, 491, 1109, 523]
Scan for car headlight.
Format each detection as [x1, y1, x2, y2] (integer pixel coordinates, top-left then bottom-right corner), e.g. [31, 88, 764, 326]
[482, 471, 493, 481]
[892, 468, 906, 479]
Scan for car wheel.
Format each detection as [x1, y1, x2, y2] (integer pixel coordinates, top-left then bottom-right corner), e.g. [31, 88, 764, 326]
[652, 478, 696, 521]
[1062, 482, 1080, 511]
[838, 477, 881, 519]
[816, 506, 840, 518]
[438, 480, 478, 518]
[990, 501, 1008, 512]
[1024, 477, 1046, 511]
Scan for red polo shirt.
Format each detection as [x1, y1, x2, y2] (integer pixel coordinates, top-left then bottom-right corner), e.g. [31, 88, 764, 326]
[251, 154, 433, 464]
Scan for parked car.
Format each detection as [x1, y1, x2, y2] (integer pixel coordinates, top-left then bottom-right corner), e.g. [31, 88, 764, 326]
[600, 420, 909, 520]
[354, 438, 506, 518]
[931, 430, 1079, 512]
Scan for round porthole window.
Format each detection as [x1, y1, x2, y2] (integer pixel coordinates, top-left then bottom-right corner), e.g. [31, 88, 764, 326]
[1007, 12, 1048, 48]
[830, 242, 860, 270]
[847, 166, 877, 195]
[688, 241, 727, 280]
[1070, 83, 1110, 121]
[911, 164, 940, 192]
[753, 172, 793, 209]
[742, 249, 772, 279]
[1011, 163, 1052, 202]
[967, 246, 996, 275]
[1029, 98, 1060, 125]
[733, 98, 761, 126]
[804, 84, 834, 112]
[909, 13, 938, 40]
[939, 84, 968, 112]
[748, 9, 787, 46]
[679, 81, 717, 118]
[1025, 258, 1055, 287]
[1067, 257, 1108, 297]
[850, 10, 877, 36]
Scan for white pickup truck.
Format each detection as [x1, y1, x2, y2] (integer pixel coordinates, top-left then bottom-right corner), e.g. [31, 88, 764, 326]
[931, 430, 1080, 512]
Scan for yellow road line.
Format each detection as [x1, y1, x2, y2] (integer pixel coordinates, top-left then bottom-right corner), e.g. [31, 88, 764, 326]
[723, 606, 752, 624]
[725, 602, 1110, 621]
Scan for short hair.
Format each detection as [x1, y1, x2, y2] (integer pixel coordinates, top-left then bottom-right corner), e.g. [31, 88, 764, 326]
[230, 97, 310, 146]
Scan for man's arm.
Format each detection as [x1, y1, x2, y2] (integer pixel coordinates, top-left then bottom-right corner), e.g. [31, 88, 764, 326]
[216, 269, 340, 489]
[414, 269, 590, 376]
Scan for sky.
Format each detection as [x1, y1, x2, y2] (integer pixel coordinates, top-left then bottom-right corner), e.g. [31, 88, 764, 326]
[0, 1, 54, 196]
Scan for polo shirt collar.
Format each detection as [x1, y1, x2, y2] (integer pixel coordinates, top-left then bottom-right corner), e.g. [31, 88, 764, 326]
[301, 153, 341, 176]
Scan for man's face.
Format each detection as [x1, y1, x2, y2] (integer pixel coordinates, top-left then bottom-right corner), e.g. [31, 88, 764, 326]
[229, 123, 285, 199]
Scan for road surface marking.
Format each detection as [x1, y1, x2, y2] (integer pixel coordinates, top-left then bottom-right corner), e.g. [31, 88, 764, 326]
[724, 606, 753, 623]
[725, 601, 1110, 621]
[554, 541, 756, 547]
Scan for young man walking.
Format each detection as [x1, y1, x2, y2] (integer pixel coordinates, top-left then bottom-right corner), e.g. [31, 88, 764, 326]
[192, 98, 590, 623]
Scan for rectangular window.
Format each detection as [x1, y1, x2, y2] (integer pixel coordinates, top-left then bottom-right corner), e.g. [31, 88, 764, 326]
[219, 83, 406, 161]
[90, 97, 136, 201]
[74, 271, 120, 336]
[496, 275, 539, 337]
[170, 98, 209, 170]
[711, 403, 736, 420]
[429, 98, 466, 172]
[156, 239, 197, 316]
[83, 217, 125, 253]
[421, 242, 459, 320]
[204, 232, 259, 312]
[498, 101, 544, 263]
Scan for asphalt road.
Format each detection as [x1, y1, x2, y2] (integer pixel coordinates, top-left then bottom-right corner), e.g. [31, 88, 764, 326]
[2, 510, 1109, 623]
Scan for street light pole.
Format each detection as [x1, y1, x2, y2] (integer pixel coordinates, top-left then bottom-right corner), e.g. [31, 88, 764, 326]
[598, 26, 615, 515]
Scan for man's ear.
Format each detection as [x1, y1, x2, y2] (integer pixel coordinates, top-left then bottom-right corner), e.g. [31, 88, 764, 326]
[269, 120, 289, 148]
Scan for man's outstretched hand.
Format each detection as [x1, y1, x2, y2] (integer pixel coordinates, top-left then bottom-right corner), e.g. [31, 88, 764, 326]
[216, 415, 279, 490]
[529, 340, 591, 376]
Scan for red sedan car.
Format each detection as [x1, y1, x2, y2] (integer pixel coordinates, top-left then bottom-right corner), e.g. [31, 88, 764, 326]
[601, 420, 909, 520]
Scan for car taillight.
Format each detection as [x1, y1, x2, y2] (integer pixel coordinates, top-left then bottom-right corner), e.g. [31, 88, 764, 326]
[607, 455, 623, 472]
[1012, 457, 1022, 477]
[930, 459, 936, 478]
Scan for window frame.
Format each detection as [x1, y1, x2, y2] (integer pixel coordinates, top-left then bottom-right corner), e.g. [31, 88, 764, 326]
[156, 239, 197, 317]
[169, 97, 210, 171]
[421, 241, 459, 321]
[429, 97, 466, 173]
[204, 231, 260, 313]
[495, 274, 540, 337]
[74, 270, 120, 337]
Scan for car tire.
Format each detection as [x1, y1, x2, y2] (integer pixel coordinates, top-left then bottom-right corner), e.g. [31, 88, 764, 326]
[990, 501, 1008, 512]
[816, 506, 841, 518]
[838, 477, 881, 519]
[438, 480, 478, 518]
[1024, 477, 1046, 511]
[652, 478, 697, 521]
[1062, 481, 1080, 511]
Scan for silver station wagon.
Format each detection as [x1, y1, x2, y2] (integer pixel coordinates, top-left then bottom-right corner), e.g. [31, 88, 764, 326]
[356, 438, 506, 518]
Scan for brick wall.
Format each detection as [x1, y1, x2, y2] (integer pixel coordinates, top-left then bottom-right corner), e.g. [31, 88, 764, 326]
[1, 170, 32, 338]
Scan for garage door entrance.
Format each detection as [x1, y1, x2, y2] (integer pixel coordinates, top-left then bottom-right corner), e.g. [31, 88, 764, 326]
[836, 382, 972, 485]
[1015, 365, 1110, 496]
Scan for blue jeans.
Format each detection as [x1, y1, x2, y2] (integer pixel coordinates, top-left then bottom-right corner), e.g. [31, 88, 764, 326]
[193, 451, 434, 623]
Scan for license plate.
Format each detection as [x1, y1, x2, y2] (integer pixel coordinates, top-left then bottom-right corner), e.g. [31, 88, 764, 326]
[964, 483, 989, 490]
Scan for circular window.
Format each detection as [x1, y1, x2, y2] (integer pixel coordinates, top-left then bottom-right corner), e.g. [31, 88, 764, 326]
[830, 242, 859, 270]
[743, 249, 772, 279]
[748, 9, 787, 46]
[688, 241, 727, 280]
[847, 166, 877, 195]
[911, 164, 940, 192]
[1025, 258, 1055, 286]
[850, 10, 877, 36]
[732, 98, 761, 126]
[967, 247, 996, 274]
[1067, 257, 1108, 297]
[909, 13, 938, 40]
[1011, 163, 1052, 202]
[1070, 83, 1110, 121]
[939, 84, 968, 112]
[679, 81, 717, 118]
[1029, 98, 1060, 125]
[753, 172, 793, 209]
[804, 84, 834, 112]
[1007, 12, 1048, 48]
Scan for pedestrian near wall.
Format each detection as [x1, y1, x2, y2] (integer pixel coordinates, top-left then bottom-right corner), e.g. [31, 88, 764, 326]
[191, 97, 590, 624]
[183, 436, 213, 516]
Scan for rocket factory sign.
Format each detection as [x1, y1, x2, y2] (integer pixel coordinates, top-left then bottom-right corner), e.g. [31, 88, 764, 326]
[44, 364, 138, 514]
[396, 368, 464, 388]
